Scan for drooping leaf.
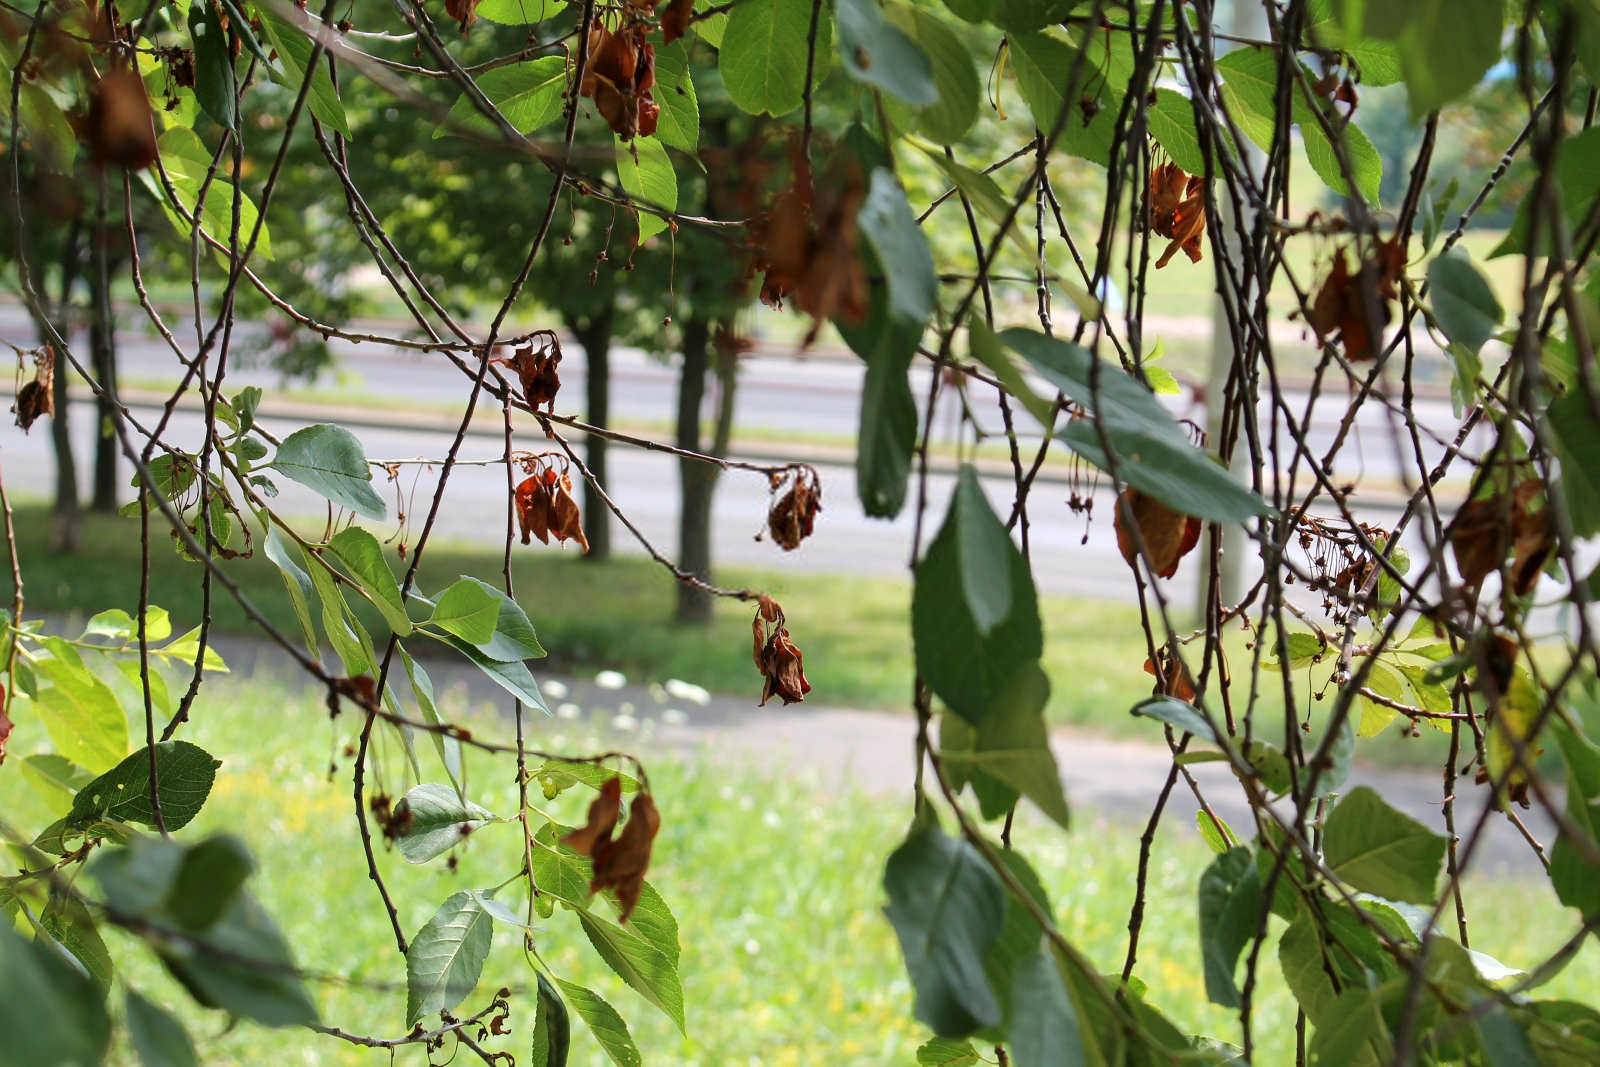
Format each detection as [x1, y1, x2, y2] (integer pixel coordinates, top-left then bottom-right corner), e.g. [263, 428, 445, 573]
[914, 466, 1042, 725]
[126, 989, 198, 1067]
[1198, 847, 1263, 1008]
[394, 783, 497, 863]
[257, 10, 348, 137]
[530, 971, 572, 1067]
[888, 5, 979, 143]
[67, 741, 220, 834]
[1427, 249, 1503, 355]
[270, 424, 387, 521]
[939, 662, 1070, 828]
[329, 526, 411, 635]
[883, 820, 1006, 1036]
[188, 1, 236, 131]
[720, 0, 830, 117]
[439, 56, 566, 138]
[406, 891, 494, 1026]
[844, 273, 922, 518]
[1545, 389, 1600, 539]
[33, 641, 129, 774]
[1550, 720, 1600, 918]
[652, 41, 700, 154]
[400, 647, 464, 795]
[615, 134, 677, 244]
[428, 577, 502, 645]
[1000, 328, 1268, 524]
[0, 920, 111, 1066]
[165, 833, 254, 930]
[264, 525, 320, 656]
[557, 980, 642, 1067]
[41, 890, 114, 990]
[1130, 695, 1219, 744]
[836, 0, 937, 106]
[1007, 945, 1089, 1067]
[858, 168, 938, 328]
[1322, 786, 1447, 904]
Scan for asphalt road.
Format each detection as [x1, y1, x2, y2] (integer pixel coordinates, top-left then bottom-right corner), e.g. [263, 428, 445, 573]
[0, 303, 1501, 603]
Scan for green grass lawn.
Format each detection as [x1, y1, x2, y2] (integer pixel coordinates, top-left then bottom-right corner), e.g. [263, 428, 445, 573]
[3, 673, 1594, 1065]
[17, 502, 1541, 772]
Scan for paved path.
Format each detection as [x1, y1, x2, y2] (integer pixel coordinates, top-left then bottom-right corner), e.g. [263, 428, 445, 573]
[202, 628, 1551, 879]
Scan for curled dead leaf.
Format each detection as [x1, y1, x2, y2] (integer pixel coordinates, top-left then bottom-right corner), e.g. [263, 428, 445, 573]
[660, 0, 694, 43]
[1147, 162, 1207, 268]
[581, 23, 659, 141]
[751, 598, 810, 706]
[1144, 647, 1197, 703]
[752, 152, 868, 341]
[444, 0, 481, 31]
[13, 348, 54, 432]
[563, 778, 658, 922]
[1306, 236, 1405, 362]
[515, 457, 589, 553]
[1449, 479, 1552, 598]
[1114, 487, 1201, 578]
[763, 466, 821, 551]
[82, 66, 158, 171]
[496, 334, 562, 413]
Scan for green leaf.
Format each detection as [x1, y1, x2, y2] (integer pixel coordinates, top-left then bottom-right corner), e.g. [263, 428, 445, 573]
[127, 989, 198, 1067]
[439, 632, 552, 712]
[579, 911, 687, 1032]
[1148, 88, 1207, 176]
[454, 577, 546, 662]
[258, 10, 348, 137]
[1130, 696, 1219, 744]
[1010, 32, 1119, 166]
[270, 424, 386, 521]
[406, 891, 494, 1026]
[439, 56, 565, 138]
[720, 0, 830, 116]
[888, 4, 978, 143]
[189, 1, 236, 130]
[400, 647, 464, 794]
[1427, 250, 1503, 355]
[914, 466, 1042, 725]
[1198, 847, 1263, 1008]
[146, 128, 273, 260]
[1197, 809, 1236, 853]
[917, 1037, 980, 1066]
[531, 971, 571, 1067]
[472, 0, 543, 23]
[41, 890, 114, 990]
[858, 168, 938, 327]
[652, 41, 700, 154]
[1308, 983, 1394, 1065]
[395, 783, 496, 863]
[165, 833, 254, 930]
[1311, 715, 1356, 798]
[1474, 999, 1538, 1067]
[1000, 327, 1268, 524]
[0, 920, 111, 1066]
[1548, 389, 1600, 539]
[843, 273, 921, 518]
[1550, 720, 1600, 918]
[1344, 0, 1504, 117]
[939, 662, 1070, 828]
[329, 526, 411, 635]
[966, 316, 1052, 425]
[94, 837, 317, 1028]
[67, 741, 220, 833]
[1243, 739, 1294, 796]
[616, 135, 677, 244]
[556, 980, 642, 1067]
[264, 526, 320, 655]
[836, 0, 937, 105]
[1322, 786, 1447, 904]
[20, 754, 93, 817]
[919, 147, 1034, 263]
[428, 577, 501, 645]
[1008, 947, 1089, 1067]
[32, 641, 128, 774]
[1215, 48, 1381, 204]
[883, 820, 1006, 1036]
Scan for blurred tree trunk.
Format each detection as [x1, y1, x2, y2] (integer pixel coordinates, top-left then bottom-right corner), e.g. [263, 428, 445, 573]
[42, 225, 82, 552]
[88, 256, 118, 513]
[675, 314, 722, 624]
[570, 304, 615, 561]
